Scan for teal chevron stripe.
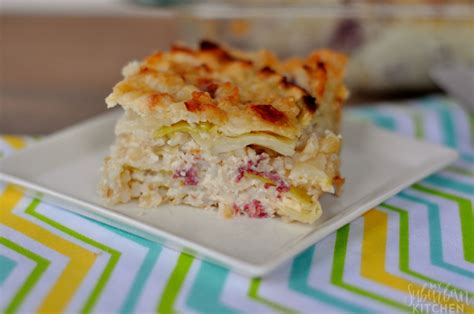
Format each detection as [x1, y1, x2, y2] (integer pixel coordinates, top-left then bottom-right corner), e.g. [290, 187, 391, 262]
[397, 191, 474, 278]
[418, 96, 473, 148]
[461, 153, 474, 164]
[289, 245, 370, 313]
[0, 255, 17, 284]
[412, 185, 474, 265]
[418, 97, 474, 159]
[424, 174, 474, 195]
[81, 218, 162, 314]
[422, 98, 474, 161]
[431, 102, 457, 148]
[119, 233, 161, 314]
[23, 200, 121, 313]
[186, 262, 238, 314]
[372, 115, 396, 131]
[430, 97, 474, 150]
[29, 200, 162, 313]
[349, 109, 397, 131]
[418, 97, 474, 153]
[361, 99, 473, 159]
[380, 201, 474, 296]
[331, 225, 410, 311]
[0, 237, 50, 314]
[247, 278, 297, 314]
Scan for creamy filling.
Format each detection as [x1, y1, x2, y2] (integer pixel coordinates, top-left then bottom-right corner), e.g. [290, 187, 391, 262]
[100, 131, 331, 223]
[102, 111, 342, 223]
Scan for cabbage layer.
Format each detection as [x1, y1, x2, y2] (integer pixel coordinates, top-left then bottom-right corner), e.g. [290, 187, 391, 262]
[154, 121, 296, 156]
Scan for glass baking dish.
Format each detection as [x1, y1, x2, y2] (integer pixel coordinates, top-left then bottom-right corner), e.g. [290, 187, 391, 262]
[137, 0, 474, 96]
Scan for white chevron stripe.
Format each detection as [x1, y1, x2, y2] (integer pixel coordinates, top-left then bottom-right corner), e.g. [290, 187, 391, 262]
[0, 242, 36, 310]
[134, 248, 178, 311]
[26, 202, 150, 312]
[426, 181, 474, 202]
[220, 272, 268, 313]
[343, 218, 416, 304]
[174, 258, 201, 314]
[382, 206, 414, 286]
[378, 206, 464, 298]
[453, 159, 474, 171]
[409, 189, 474, 273]
[253, 261, 336, 311]
[451, 108, 474, 152]
[307, 232, 388, 312]
[437, 171, 474, 186]
[381, 207, 412, 286]
[12, 201, 112, 312]
[420, 109, 445, 145]
[1, 225, 68, 312]
[0, 183, 7, 195]
[0, 140, 15, 157]
[377, 107, 415, 136]
[0, 136, 35, 153]
[386, 195, 473, 289]
[423, 181, 474, 200]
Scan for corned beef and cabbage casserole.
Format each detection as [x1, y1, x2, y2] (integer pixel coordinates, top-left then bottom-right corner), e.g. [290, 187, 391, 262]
[100, 40, 348, 224]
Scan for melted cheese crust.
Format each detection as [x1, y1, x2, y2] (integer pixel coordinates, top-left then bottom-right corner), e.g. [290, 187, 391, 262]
[106, 40, 348, 140]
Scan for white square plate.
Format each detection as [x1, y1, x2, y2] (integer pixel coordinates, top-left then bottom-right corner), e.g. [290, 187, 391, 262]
[0, 110, 458, 277]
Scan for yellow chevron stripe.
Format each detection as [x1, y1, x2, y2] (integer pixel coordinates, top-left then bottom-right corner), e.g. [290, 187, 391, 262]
[361, 209, 472, 312]
[0, 185, 97, 312]
[2, 136, 26, 149]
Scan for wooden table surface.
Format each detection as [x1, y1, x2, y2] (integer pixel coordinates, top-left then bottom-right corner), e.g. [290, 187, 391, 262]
[1, 15, 177, 134]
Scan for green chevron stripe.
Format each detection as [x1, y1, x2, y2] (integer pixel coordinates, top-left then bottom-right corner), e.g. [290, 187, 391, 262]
[413, 184, 474, 263]
[410, 98, 474, 177]
[331, 224, 410, 311]
[469, 115, 474, 146]
[248, 278, 298, 314]
[25, 199, 164, 313]
[22, 198, 121, 313]
[75, 215, 162, 313]
[0, 237, 50, 314]
[401, 190, 473, 278]
[157, 252, 194, 314]
[380, 202, 474, 298]
[290, 245, 370, 312]
[412, 112, 425, 139]
[446, 166, 474, 178]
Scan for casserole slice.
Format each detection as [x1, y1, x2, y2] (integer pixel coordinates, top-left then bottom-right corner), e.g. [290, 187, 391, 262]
[100, 40, 348, 223]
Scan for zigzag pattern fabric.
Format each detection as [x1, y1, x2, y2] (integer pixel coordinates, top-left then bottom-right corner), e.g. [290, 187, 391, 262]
[0, 95, 472, 313]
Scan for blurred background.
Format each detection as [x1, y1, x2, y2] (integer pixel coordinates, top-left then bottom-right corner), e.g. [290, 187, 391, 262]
[1, 0, 473, 134]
